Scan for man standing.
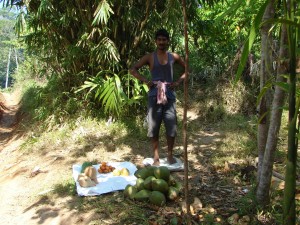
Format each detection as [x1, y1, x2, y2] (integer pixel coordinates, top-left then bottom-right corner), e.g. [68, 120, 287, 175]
[130, 29, 186, 166]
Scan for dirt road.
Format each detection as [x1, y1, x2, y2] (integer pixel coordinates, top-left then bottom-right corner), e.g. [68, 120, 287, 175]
[0, 92, 90, 225]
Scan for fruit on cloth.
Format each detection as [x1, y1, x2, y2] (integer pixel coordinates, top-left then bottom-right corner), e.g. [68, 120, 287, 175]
[167, 186, 179, 200]
[98, 162, 115, 173]
[124, 185, 138, 199]
[84, 166, 98, 183]
[152, 178, 169, 194]
[133, 189, 151, 201]
[149, 191, 166, 206]
[144, 176, 156, 190]
[112, 169, 121, 176]
[120, 168, 130, 176]
[154, 166, 170, 181]
[112, 168, 130, 176]
[80, 162, 93, 173]
[77, 173, 97, 188]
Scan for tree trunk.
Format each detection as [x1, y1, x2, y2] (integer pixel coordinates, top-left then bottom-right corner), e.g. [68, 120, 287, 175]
[283, 1, 298, 223]
[256, 0, 275, 182]
[256, 23, 288, 206]
[182, 0, 191, 224]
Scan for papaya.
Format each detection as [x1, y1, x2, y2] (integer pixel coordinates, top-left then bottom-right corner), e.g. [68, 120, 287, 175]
[144, 176, 156, 190]
[149, 191, 166, 206]
[134, 189, 151, 202]
[112, 169, 121, 176]
[152, 178, 169, 194]
[124, 185, 137, 199]
[134, 167, 150, 179]
[153, 166, 170, 181]
[120, 168, 130, 176]
[167, 186, 179, 200]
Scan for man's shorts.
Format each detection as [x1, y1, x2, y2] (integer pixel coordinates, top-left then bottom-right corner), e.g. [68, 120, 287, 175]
[147, 96, 177, 137]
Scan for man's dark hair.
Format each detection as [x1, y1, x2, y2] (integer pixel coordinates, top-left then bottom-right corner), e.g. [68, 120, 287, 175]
[155, 29, 169, 40]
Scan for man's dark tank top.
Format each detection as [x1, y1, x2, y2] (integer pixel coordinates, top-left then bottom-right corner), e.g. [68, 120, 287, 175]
[148, 51, 176, 99]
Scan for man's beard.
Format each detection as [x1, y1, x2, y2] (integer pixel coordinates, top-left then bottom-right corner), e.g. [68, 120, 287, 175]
[158, 44, 168, 51]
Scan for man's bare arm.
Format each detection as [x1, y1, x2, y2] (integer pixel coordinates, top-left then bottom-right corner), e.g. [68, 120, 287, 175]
[129, 54, 151, 84]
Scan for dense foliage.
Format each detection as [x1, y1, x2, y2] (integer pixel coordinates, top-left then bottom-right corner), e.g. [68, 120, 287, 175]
[0, 0, 264, 118]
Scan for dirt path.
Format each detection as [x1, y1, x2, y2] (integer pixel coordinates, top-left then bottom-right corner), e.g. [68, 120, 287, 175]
[0, 92, 103, 225]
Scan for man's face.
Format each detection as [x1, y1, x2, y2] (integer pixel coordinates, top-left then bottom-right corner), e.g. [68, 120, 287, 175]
[155, 35, 169, 51]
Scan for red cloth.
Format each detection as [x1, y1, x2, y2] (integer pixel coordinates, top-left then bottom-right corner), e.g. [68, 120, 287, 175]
[156, 81, 168, 105]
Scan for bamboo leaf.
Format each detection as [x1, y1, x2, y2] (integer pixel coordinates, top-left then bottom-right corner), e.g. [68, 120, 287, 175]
[92, 0, 114, 25]
[262, 18, 300, 28]
[256, 81, 273, 106]
[257, 110, 270, 124]
[215, 0, 244, 21]
[275, 81, 289, 92]
[235, 0, 271, 83]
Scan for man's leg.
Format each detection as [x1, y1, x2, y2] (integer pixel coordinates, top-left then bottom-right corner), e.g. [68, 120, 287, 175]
[164, 99, 177, 164]
[152, 136, 160, 166]
[167, 136, 177, 164]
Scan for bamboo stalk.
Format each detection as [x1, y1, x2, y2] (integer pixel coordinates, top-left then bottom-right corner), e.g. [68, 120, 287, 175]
[182, 0, 191, 224]
[5, 47, 11, 89]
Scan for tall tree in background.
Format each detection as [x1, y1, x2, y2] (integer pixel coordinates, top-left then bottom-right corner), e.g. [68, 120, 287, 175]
[0, 8, 19, 88]
[256, 0, 276, 203]
[232, 0, 298, 220]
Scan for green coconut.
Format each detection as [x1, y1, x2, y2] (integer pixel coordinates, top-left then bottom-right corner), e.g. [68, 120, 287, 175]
[134, 167, 150, 179]
[149, 191, 166, 206]
[135, 178, 145, 191]
[167, 186, 179, 200]
[168, 175, 177, 186]
[144, 176, 156, 190]
[124, 185, 138, 199]
[147, 166, 156, 177]
[153, 166, 170, 181]
[151, 178, 169, 194]
[173, 181, 183, 192]
[133, 189, 151, 202]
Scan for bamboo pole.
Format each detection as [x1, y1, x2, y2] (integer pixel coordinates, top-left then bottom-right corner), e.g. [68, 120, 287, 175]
[5, 47, 11, 89]
[182, 0, 191, 224]
[14, 48, 19, 69]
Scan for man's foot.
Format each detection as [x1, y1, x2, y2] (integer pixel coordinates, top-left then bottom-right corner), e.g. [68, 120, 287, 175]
[152, 159, 160, 166]
[167, 156, 177, 164]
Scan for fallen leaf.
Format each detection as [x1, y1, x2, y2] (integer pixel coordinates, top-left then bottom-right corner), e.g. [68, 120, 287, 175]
[228, 213, 239, 225]
[191, 197, 203, 211]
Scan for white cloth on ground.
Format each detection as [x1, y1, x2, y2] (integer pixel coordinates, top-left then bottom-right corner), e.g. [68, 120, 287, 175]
[72, 161, 137, 196]
[142, 157, 184, 171]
